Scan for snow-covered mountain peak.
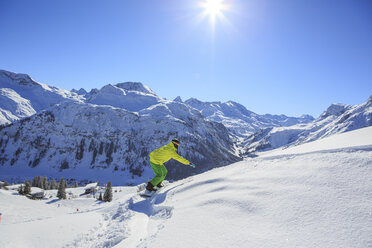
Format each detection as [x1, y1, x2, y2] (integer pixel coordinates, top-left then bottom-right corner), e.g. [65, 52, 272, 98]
[86, 83, 161, 112]
[100, 84, 127, 95]
[174, 96, 183, 103]
[115, 82, 156, 95]
[183, 97, 314, 139]
[185, 97, 223, 106]
[246, 95, 372, 154]
[366, 94, 372, 106]
[185, 98, 224, 113]
[300, 114, 314, 120]
[89, 88, 99, 95]
[0, 70, 82, 125]
[223, 101, 255, 116]
[184, 97, 202, 105]
[0, 70, 37, 87]
[71, 88, 88, 96]
[320, 103, 351, 119]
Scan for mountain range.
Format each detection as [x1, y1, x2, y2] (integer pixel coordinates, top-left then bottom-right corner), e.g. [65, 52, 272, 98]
[0, 69, 371, 183]
[181, 97, 314, 138]
[245, 96, 372, 153]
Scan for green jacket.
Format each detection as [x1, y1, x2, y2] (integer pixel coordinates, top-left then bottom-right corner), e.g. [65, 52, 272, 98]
[149, 142, 190, 165]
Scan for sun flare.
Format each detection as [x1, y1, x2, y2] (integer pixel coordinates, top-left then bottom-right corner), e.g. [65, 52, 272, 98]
[202, 0, 225, 15]
[199, 0, 228, 29]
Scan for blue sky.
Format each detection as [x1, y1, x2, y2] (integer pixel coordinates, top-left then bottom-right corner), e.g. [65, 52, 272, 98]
[0, 0, 371, 117]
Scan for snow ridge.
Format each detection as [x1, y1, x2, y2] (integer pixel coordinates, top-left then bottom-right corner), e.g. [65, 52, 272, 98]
[246, 95, 372, 153]
[184, 97, 314, 138]
[0, 70, 82, 125]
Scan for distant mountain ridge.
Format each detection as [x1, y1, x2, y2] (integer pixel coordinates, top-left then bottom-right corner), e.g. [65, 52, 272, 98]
[0, 70, 81, 125]
[1, 69, 371, 183]
[245, 95, 372, 153]
[182, 97, 314, 138]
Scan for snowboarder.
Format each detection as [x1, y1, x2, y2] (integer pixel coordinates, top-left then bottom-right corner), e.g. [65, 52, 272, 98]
[146, 139, 195, 192]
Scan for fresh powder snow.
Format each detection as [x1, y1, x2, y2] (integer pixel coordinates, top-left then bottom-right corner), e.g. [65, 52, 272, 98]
[0, 126, 371, 248]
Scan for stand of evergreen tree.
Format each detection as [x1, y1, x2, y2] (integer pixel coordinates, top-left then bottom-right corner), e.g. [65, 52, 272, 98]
[57, 178, 66, 200]
[50, 179, 58, 189]
[103, 181, 113, 202]
[31, 176, 52, 190]
[98, 192, 103, 201]
[29, 176, 77, 190]
[18, 185, 24, 195]
[24, 181, 31, 195]
[43, 177, 49, 190]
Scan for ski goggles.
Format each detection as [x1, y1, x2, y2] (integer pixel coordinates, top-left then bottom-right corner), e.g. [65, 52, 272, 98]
[172, 140, 180, 147]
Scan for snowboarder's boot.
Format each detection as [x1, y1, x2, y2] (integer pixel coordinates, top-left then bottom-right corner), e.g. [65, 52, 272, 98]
[146, 182, 156, 192]
[156, 182, 164, 188]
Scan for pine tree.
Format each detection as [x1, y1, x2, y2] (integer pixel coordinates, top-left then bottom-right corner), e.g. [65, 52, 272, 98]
[50, 179, 58, 189]
[57, 178, 66, 200]
[43, 177, 49, 190]
[98, 192, 103, 201]
[24, 181, 31, 195]
[36, 176, 42, 188]
[32, 176, 38, 187]
[18, 185, 24, 195]
[103, 181, 113, 202]
[73, 182, 78, 188]
[39, 177, 44, 189]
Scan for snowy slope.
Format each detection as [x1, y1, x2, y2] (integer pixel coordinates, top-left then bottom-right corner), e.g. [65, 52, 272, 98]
[259, 125, 372, 157]
[0, 185, 133, 248]
[0, 122, 371, 248]
[184, 97, 314, 138]
[246, 95, 372, 153]
[0, 88, 36, 124]
[0, 70, 82, 125]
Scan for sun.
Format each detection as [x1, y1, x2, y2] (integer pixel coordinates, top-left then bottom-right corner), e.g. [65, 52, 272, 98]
[202, 0, 225, 16]
[199, 0, 228, 30]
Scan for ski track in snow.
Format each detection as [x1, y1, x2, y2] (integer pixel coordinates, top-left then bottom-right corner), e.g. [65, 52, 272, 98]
[61, 184, 180, 248]
[63, 202, 132, 248]
[120, 185, 181, 248]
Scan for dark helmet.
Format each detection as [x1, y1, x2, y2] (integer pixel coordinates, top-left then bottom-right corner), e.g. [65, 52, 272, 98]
[172, 139, 180, 148]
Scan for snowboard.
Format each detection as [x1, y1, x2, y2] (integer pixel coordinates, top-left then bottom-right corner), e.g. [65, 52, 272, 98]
[138, 180, 169, 198]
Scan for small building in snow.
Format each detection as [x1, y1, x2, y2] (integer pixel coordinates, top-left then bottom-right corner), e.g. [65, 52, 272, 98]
[28, 187, 45, 200]
[84, 182, 98, 194]
[30, 191, 45, 200]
